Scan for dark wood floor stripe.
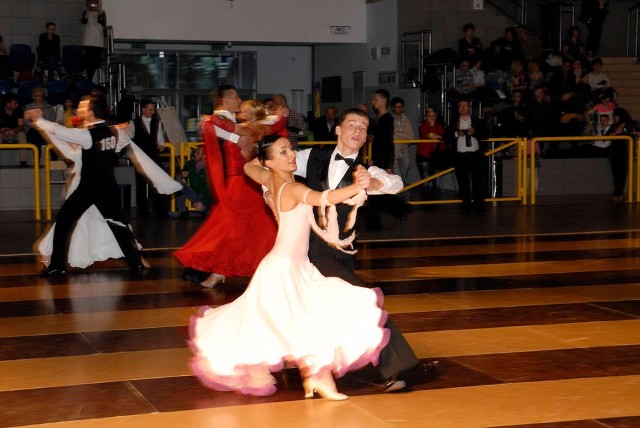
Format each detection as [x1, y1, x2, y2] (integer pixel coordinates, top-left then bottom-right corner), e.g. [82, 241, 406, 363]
[2, 344, 639, 427]
[1, 300, 638, 360]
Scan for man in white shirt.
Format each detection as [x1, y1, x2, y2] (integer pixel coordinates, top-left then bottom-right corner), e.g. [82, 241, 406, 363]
[293, 107, 437, 392]
[129, 99, 168, 219]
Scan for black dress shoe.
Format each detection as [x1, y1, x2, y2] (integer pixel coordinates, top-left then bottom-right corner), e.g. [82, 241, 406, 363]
[380, 376, 407, 393]
[413, 361, 439, 380]
[40, 266, 68, 277]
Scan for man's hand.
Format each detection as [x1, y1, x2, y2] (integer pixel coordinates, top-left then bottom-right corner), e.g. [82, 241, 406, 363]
[24, 108, 43, 123]
[353, 165, 371, 189]
[238, 135, 256, 159]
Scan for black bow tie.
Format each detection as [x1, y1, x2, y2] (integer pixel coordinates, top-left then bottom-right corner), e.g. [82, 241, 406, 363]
[334, 153, 355, 165]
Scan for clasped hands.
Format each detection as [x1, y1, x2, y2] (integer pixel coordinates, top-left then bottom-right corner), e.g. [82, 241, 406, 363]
[353, 165, 372, 190]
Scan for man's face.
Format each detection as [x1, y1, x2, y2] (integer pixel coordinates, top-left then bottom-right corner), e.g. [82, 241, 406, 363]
[457, 101, 470, 116]
[371, 93, 386, 111]
[76, 99, 92, 124]
[193, 147, 205, 161]
[47, 24, 56, 36]
[141, 103, 155, 118]
[326, 108, 337, 122]
[600, 115, 610, 128]
[273, 96, 286, 108]
[391, 102, 404, 116]
[5, 99, 18, 112]
[335, 113, 369, 155]
[222, 89, 242, 113]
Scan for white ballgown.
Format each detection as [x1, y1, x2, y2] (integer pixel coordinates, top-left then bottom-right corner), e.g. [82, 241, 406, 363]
[190, 183, 390, 396]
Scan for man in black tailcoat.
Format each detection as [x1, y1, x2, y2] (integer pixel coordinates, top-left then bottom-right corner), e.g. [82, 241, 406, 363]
[293, 107, 437, 392]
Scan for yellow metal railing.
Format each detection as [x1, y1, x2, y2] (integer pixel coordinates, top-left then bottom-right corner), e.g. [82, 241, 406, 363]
[527, 136, 635, 204]
[0, 143, 40, 220]
[43, 144, 65, 220]
[399, 138, 525, 205]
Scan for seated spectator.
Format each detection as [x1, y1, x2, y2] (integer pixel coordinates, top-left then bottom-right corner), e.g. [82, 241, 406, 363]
[25, 87, 55, 160]
[62, 96, 77, 127]
[586, 57, 612, 100]
[580, 113, 611, 158]
[517, 25, 542, 64]
[0, 93, 28, 167]
[506, 59, 530, 95]
[556, 90, 587, 137]
[417, 106, 446, 198]
[527, 60, 545, 89]
[458, 23, 483, 65]
[311, 105, 338, 142]
[591, 88, 616, 124]
[549, 58, 578, 102]
[494, 89, 529, 138]
[37, 22, 62, 82]
[171, 146, 213, 219]
[561, 26, 586, 64]
[529, 86, 556, 139]
[489, 27, 521, 71]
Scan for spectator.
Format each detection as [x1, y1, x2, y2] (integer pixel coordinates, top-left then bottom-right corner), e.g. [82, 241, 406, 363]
[586, 57, 612, 100]
[549, 58, 578, 102]
[0, 93, 28, 167]
[458, 23, 483, 64]
[562, 26, 586, 64]
[506, 59, 529, 95]
[390, 96, 415, 185]
[171, 146, 212, 219]
[445, 99, 489, 214]
[540, 0, 562, 50]
[128, 98, 169, 219]
[81, 0, 107, 83]
[25, 87, 55, 161]
[517, 25, 542, 64]
[527, 60, 545, 89]
[417, 106, 446, 198]
[489, 27, 521, 71]
[494, 89, 529, 138]
[581, 0, 610, 56]
[37, 22, 62, 82]
[370, 89, 394, 171]
[272, 93, 307, 150]
[312, 105, 338, 142]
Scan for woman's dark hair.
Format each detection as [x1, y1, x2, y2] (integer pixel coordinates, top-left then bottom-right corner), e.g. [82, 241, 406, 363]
[613, 108, 632, 124]
[256, 134, 281, 164]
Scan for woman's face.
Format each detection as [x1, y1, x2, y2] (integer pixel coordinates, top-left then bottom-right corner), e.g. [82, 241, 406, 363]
[265, 138, 297, 173]
[425, 111, 437, 123]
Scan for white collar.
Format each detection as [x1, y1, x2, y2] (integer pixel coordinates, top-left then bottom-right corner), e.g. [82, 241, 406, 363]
[332, 148, 357, 161]
[214, 109, 236, 122]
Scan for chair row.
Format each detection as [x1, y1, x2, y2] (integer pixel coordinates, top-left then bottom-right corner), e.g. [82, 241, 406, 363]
[0, 78, 95, 106]
[1, 44, 86, 82]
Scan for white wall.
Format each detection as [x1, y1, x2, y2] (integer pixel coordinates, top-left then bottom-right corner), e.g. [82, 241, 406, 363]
[102, 0, 366, 44]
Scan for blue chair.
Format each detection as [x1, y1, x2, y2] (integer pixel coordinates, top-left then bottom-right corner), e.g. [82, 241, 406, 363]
[62, 45, 86, 78]
[46, 80, 69, 105]
[0, 79, 13, 95]
[9, 44, 36, 81]
[73, 79, 94, 100]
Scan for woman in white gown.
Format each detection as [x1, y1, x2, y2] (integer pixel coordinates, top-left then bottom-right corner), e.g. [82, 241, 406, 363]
[33, 113, 180, 269]
[190, 136, 390, 400]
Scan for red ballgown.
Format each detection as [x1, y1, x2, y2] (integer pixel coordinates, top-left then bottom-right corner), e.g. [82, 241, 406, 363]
[174, 115, 279, 277]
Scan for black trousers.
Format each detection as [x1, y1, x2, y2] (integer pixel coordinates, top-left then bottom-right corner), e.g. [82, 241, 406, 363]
[454, 151, 486, 209]
[50, 181, 142, 269]
[309, 240, 419, 379]
[135, 171, 169, 218]
[610, 145, 628, 197]
[83, 46, 103, 82]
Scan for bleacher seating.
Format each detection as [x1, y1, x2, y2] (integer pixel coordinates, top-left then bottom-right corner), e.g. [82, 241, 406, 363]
[9, 44, 36, 81]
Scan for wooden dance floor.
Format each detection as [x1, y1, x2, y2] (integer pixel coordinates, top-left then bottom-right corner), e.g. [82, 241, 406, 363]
[1, 196, 640, 427]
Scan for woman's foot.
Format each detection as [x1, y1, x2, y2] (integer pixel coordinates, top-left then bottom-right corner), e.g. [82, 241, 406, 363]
[141, 257, 151, 269]
[200, 273, 225, 288]
[39, 256, 51, 269]
[302, 373, 348, 401]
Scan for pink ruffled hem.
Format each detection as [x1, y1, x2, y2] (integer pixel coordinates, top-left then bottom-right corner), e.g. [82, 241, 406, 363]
[188, 288, 390, 396]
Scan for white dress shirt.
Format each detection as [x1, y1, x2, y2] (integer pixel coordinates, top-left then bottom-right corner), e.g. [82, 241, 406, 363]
[295, 148, 403, 194]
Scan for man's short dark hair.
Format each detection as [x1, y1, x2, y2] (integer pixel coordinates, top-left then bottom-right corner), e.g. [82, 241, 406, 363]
[463, 23, 475, 32]
[140, 98, 155, 109]
[391, 97, 404, 107]
[374, 89, 390, 107]
[88, 95, 110, 120]
[337, 108, 370, 127]
[212, 85, 237, 105]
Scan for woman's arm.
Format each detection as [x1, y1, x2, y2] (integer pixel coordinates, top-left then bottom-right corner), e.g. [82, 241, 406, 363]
[243, 157, 272, 187]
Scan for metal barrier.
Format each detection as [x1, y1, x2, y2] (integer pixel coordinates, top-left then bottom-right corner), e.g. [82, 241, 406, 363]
[43, 144, 64, 220]
[527, 135, 635, 204]
[0, 143, 41, 220]
[399, 138, 525, 206]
